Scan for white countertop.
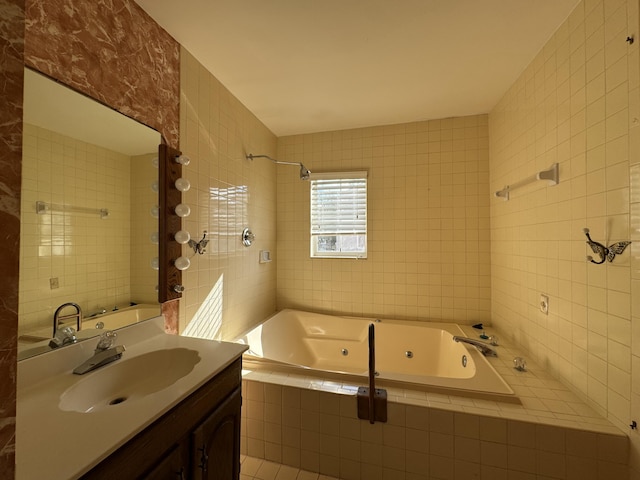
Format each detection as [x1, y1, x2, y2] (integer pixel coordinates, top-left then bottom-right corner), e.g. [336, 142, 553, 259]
[16, 316, 248, 480]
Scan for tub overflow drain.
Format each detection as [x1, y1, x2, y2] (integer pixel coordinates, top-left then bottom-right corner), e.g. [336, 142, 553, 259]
[341, 348, 349, 356]
[405, 351, 413, 359]
[109, 396, 128, 406]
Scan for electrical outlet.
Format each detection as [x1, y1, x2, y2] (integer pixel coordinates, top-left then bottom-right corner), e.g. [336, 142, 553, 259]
[540, 294, 549, 315]
[50, 277, 59, 289]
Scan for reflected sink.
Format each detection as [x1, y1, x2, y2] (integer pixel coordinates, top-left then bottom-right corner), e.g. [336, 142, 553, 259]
[59, 348, 201, 413]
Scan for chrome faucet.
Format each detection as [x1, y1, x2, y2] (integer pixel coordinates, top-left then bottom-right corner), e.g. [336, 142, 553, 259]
[53, 302, 82, 337]
[49, 326, 77, 349]
[453, 336, 498, 357]
[73, 330, 125, 375]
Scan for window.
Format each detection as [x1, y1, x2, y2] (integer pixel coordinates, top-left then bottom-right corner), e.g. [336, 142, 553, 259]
[310, 171, 367, 258]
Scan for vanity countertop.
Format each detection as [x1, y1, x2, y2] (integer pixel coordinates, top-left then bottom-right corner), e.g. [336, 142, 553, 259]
[16, 316, 248, 480]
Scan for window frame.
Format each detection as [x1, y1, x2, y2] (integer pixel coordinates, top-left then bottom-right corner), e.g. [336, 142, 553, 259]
[309, 171, 368, 259]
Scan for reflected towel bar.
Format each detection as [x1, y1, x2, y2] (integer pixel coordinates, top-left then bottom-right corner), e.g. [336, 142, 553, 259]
[36, 200, 109, 219]
[494, 163, 559, 201]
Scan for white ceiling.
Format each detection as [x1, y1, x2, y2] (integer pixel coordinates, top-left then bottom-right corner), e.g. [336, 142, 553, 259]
[135, 0, 580, 137]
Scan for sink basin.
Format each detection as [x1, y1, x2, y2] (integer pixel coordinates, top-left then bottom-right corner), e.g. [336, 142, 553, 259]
[59, 348, 200, 413]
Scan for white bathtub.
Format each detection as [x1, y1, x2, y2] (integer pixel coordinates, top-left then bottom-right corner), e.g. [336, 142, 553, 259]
[78, 304, 161, 331]
[236, 309, 517, 402]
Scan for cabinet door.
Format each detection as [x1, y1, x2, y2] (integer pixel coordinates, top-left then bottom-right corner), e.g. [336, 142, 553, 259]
[142, 442, 188, 480]
[191, 387, 242, 480]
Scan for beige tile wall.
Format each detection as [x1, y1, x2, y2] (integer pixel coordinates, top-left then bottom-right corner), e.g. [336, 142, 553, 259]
[19, 124, 134, 333]
[178, 48, 277, 340]
[489, 0, 640, 475]
[276, 116, 491, 323]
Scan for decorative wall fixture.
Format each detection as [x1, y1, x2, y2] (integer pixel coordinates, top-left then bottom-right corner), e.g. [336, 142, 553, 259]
[494, 163, 559, 200]
[188, 231, 209, 255]
[583, 228, 631, 264]
[159, 145, 192, 301]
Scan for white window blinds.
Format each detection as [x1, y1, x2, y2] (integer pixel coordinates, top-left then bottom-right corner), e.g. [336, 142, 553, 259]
[310, 171, 367, 258]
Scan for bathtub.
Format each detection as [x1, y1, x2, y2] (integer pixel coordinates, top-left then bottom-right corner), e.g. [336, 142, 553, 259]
[236, 309, 517, 402]
[18, 304, 161, 360]
[78, 304, 161, 331]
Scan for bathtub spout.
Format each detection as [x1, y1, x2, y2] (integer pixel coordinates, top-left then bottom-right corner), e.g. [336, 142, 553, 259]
[453, 336, 498, 357]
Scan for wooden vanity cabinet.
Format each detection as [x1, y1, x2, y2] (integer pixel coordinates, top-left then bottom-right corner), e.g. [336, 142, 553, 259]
[191, 388, 242, 479]
[83, 357, 243, 480]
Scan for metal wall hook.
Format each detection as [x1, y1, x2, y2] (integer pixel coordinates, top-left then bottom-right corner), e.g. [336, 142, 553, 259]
[583, 228, 630, 264]
[188, 231, 209, 255]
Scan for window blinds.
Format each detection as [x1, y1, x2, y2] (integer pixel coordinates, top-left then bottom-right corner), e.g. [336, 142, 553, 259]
[310, 172, 367, 235]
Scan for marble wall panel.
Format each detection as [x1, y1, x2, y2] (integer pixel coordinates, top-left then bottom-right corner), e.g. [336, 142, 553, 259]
[0, 0, 24, 475]
[162, 299, 179, 335]
[24, 0, 180, 148]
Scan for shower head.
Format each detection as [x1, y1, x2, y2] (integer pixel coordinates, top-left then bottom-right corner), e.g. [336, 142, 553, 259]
[246, 154, 311, 180]
[299, 164, 311, 180]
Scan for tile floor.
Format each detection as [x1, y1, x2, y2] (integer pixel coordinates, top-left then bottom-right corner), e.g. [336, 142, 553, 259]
[241, 455, 339, 480]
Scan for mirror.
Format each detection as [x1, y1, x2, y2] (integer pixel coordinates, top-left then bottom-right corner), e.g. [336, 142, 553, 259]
[18, 68, 162, 360]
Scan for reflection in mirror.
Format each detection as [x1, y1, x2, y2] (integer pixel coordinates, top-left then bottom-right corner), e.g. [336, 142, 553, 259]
[18, 68, 162, 360]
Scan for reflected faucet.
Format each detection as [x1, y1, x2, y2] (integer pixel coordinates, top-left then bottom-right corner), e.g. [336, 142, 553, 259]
[88, 307, 107, 318]
[73, 331, 125, 375]
[49, 326, 77, 349]
[452, 336, 498, 357]
[53, 302, 82, 337]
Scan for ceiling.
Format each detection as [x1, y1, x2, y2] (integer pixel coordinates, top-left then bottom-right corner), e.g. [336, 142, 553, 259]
[134, 0, 580, 137]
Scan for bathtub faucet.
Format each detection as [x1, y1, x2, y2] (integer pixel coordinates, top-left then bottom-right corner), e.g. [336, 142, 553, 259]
[452, 336, 498, 357]
[89, 307, 107, 318]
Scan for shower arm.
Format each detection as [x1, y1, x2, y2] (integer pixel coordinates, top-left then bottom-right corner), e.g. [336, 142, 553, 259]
[246, 154, 299, 167]
[246, 153, 311, 180]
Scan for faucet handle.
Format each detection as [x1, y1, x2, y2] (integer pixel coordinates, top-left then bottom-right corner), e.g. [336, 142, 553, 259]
[95, 330, 117, 352]
[49, 326, 77, 349]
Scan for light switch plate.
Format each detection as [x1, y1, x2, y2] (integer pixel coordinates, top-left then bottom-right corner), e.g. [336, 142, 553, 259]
[259, 250, 272, 263]
[540, 294, 549, 315]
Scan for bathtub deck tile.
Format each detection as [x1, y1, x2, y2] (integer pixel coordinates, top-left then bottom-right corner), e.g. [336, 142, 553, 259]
[338, 386, 359, 395]
[428, 401, 462, 413]
[449, 396, 474, 406]
[426, 393, 451, 403]
[528, 409, 556, 419]
[520, 396, 547, 411]
[471, 399, 500, 410]
[403, 390, 428, 401]
[462, 405, 506, 417]
[398, 397, 429, 408]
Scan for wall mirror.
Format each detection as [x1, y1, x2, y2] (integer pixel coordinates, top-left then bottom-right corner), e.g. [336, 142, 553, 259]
[18, 68, 162, 360]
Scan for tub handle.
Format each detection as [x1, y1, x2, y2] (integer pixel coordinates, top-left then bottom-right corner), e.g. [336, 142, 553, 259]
[357, 323, 387, 424]
[368, 324, 375, 420]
